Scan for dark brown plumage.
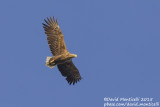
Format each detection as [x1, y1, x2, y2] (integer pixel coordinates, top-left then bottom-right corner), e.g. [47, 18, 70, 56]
[43, 16, 81, 85]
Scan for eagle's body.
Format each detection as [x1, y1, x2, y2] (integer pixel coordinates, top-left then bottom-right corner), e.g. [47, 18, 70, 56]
[43, 16, 81, 85]
[46, 52, 77, 67]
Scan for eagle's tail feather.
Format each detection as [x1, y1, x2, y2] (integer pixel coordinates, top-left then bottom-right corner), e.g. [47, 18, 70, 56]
[46, 56, 55, 68]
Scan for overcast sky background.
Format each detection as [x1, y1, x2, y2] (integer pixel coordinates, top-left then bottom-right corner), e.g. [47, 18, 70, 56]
[0, 0, 160, 107]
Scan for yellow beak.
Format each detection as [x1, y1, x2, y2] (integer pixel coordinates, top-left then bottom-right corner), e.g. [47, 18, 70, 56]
[74, 54, 77, 57]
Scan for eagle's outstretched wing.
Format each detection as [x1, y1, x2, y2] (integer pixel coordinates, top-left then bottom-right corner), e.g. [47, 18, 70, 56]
[57, 60, 81, 85]
[43, 17, 67, 56]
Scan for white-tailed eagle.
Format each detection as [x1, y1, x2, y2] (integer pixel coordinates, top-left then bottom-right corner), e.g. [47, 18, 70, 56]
[42, 16, 81, 85]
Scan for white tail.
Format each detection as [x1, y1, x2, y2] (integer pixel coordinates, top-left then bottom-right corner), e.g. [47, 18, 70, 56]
[46, 56, 55, 68]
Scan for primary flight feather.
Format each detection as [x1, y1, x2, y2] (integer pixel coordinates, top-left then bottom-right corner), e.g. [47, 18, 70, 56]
[43, 16, 81, 85]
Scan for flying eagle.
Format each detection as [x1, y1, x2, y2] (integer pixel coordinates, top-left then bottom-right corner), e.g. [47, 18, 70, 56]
[42, 16, 81, 85]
